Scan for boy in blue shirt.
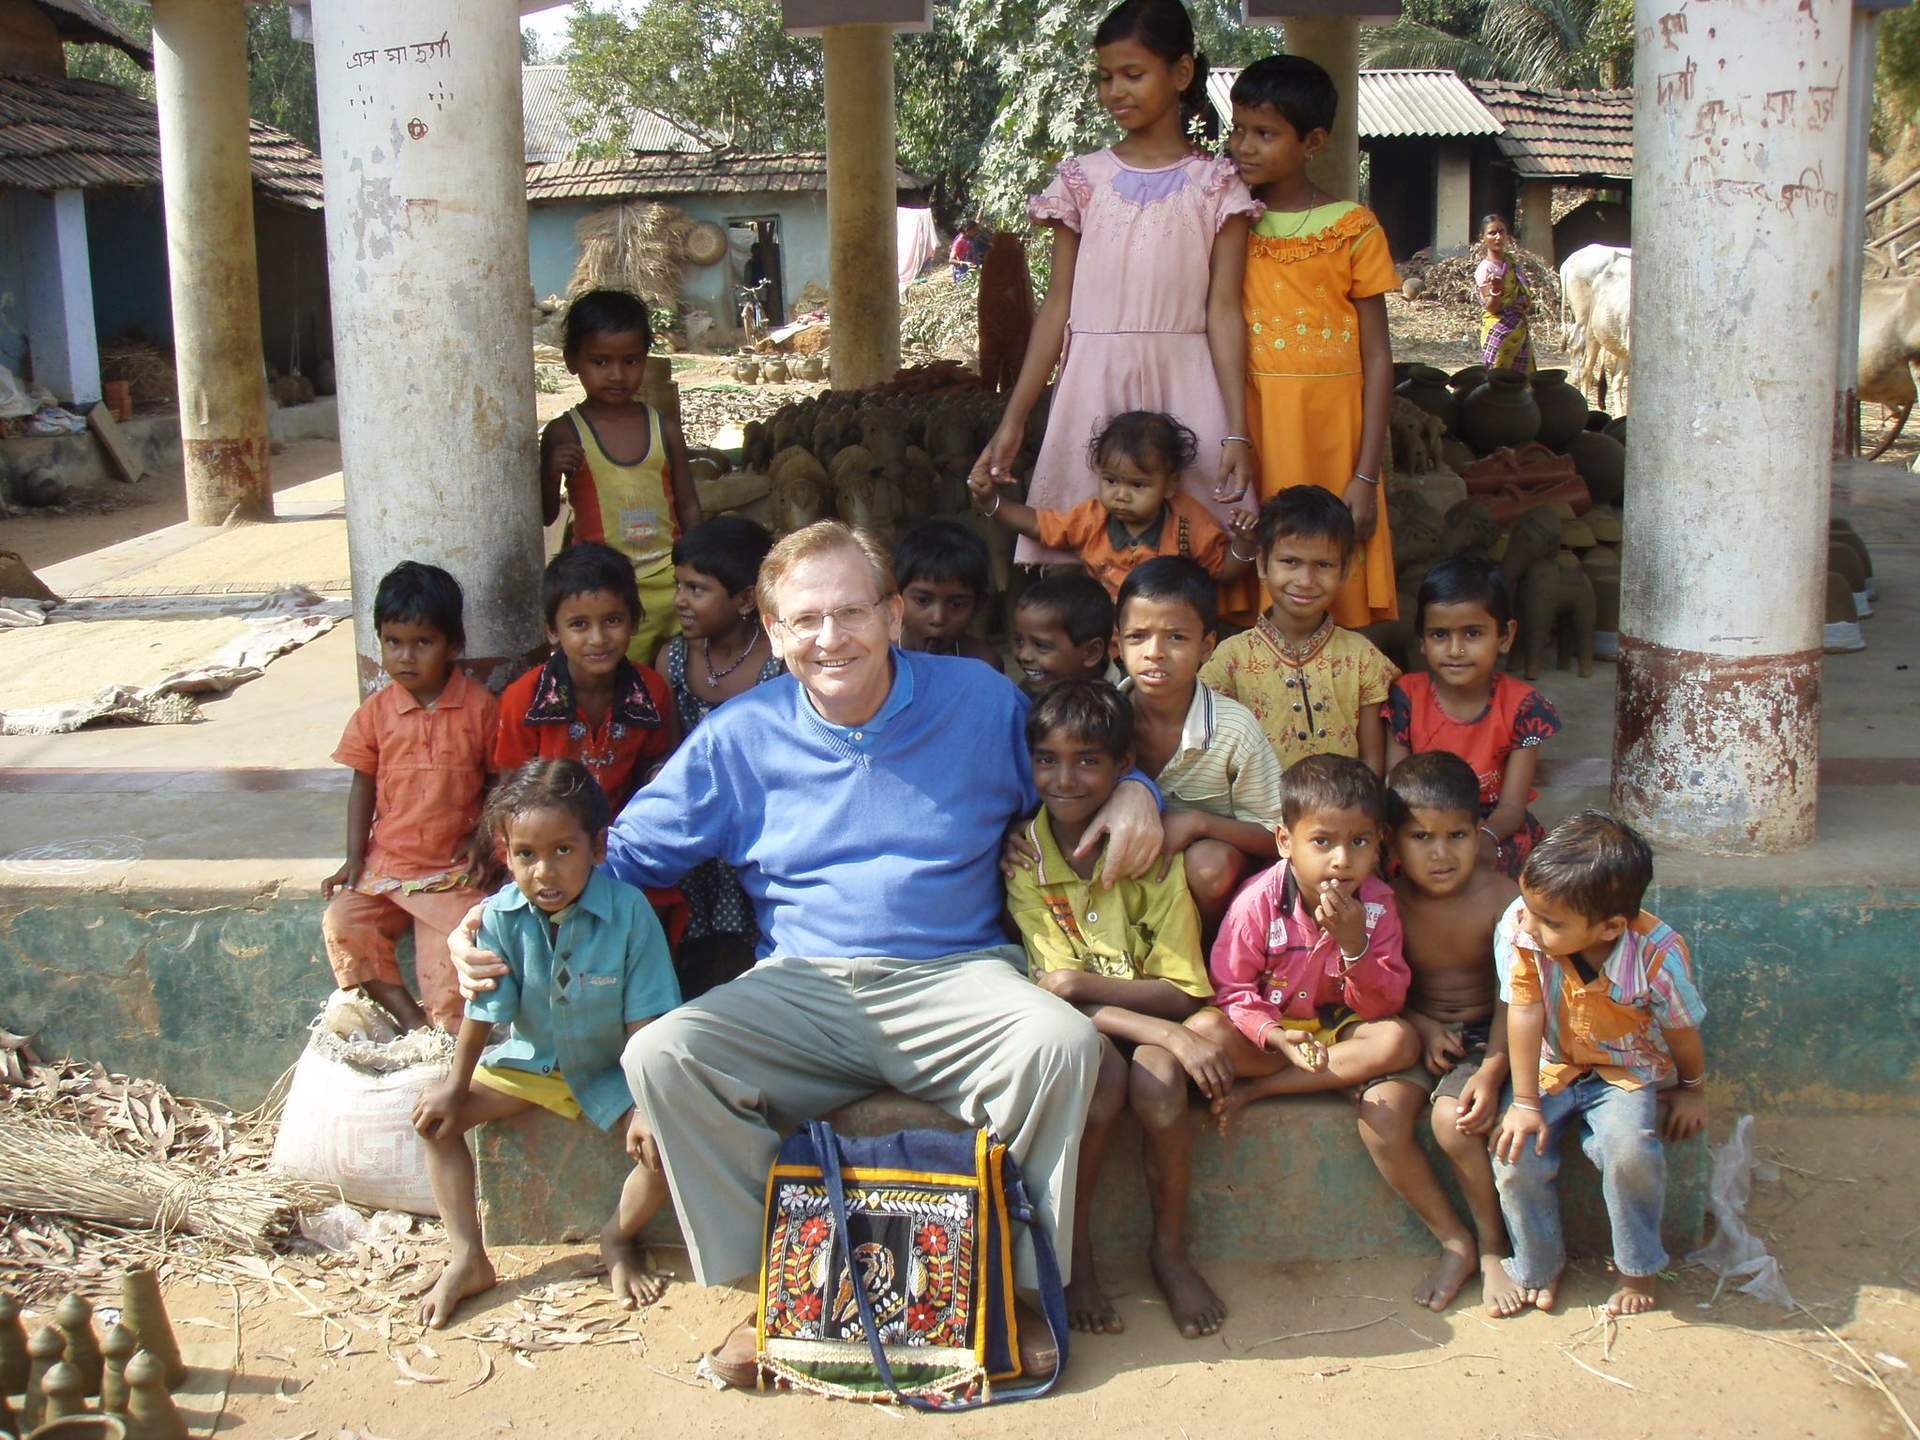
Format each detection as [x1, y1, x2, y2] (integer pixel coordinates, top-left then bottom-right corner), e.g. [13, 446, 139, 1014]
[412, 759, 680, 1328]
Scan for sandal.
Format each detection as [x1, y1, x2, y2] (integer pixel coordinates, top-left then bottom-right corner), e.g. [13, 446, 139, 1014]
[696, 1313, 760, 1390]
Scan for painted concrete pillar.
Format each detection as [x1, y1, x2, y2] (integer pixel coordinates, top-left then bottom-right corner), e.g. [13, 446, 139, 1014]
[822, 24, 900, 390]
[1517, 176, 1554, 263]
[1282, 17, 1359, 201]
[1434, 143, 1472, 252]
[1612, 0, 1850, 855]
[20, 190, 101, 406]
[149, 0, 273, 524]
[308, 0, 544, 691]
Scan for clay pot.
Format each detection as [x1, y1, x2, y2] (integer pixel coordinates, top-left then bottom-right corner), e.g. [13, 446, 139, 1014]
[762, 355, 790, 384]
[1586, 408, 1612, 432]
[1564, 430, 1626, 508]
[1460, 369, 1542, 454]
[1394, 364, 1458, 434]
[1532, 368, 1588, 449]
[1603, 414, 1627, 447]
[1392, 361, 1415, 386]
[27, 1420, 126, 1440]
[796, 354, 826, 382]
[730, 357, 760, 385]
[1449, 364, 1488, 393]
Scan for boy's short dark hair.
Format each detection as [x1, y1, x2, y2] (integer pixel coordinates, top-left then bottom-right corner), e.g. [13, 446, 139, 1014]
[673, 515, 774, 597]
[483, 758, 611, 845]
[1230, 54, 1338, 139]
[894, 520, 991, 598]
[1521, 809, 1654, 923]
[1415, 556, 1513, 632]
[1017, 571, 1114, 647]
[1386, 751, 1482, 830]
[1026, 679, 1132, 762]
[543, 542, 642, 627]
[1280, 752, 1385, 828]
[1116, 555, 1218, 634]
[1088, 410, 1199, 480]
[563, 288, 653, 359]
[1257, 485, 1357, 564]
[373, 561, 465, 649]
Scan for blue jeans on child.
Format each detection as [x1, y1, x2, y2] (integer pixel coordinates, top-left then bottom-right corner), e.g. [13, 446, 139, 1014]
[1493, 1074, 1668, 1288]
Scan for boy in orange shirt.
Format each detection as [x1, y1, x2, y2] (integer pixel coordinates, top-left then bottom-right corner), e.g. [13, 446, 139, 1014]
[322, 562, 495, 1031]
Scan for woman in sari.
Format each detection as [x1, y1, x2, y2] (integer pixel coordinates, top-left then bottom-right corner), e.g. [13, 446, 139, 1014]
[1474, 213, 1534, 373]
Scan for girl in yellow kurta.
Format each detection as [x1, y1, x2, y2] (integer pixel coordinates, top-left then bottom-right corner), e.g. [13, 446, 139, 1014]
[1223, 56, 1400, 628]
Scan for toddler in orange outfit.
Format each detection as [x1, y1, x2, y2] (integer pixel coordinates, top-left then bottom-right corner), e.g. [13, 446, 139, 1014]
[321, 562, 495, 1031]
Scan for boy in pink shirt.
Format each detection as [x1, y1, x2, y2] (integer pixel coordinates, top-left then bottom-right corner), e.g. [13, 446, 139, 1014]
[1191, 753, 1419, 1131]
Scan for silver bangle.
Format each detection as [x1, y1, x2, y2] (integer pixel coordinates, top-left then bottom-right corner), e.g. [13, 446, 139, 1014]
[1480, 825, 1499, 846]
[1352, 471, 1380, 487]
[1509, 1095, 1543, 1111]
[983, 491, 1002, 517]
[1677, 1072, 1705, 1090]
[1229, 544, 1257, 563]
[1221, 434, 1252, 447]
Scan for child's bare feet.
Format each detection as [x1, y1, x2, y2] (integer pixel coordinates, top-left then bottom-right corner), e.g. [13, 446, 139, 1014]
[1528, 1268, 1562, 1312]
[1210, 1081, 1260, 1136]
[1605, 1271, 1659, 1315]
[1481, 1255, 1529, 1317]
[418, 1249, 496, 1329]
[1413, 1237, 1477, 1312]
[1150, 1242, 1226, 1338]
[1064, 1253, 1124, 1334]
[600, 1227, 664, 1310]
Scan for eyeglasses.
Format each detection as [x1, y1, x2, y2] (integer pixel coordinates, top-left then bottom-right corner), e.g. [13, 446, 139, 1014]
[772, 601, 884, 641]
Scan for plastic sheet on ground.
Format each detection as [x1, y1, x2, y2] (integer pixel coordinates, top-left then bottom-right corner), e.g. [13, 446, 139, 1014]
[1687, 1113, 1795, 1309]
[0, 585, 349, 734]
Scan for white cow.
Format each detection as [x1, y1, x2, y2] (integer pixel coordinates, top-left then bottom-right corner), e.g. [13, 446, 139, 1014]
[1560, 243, 1631, 408]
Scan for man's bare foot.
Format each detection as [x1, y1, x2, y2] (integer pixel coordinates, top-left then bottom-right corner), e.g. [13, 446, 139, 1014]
[417, 1250, 496, 1329]
[600, 1228, 664, 1310]
[697, 1313, 759, 1390]
[1150, 1242, 1226, 1338]
[1481, 1255, 1529, 1317]
[1210, 1082, 1260, 1137]
[1413, 1238, 1477, 1313]
[1064, 1246, 1123, 1334]
[1605, 1271, 1659, 1315]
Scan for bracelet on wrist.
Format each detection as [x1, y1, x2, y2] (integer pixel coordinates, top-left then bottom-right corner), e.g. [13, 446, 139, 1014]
[1677, 1072, 1705, 1090]
[1221, 434, 1252, 448]
[1509, 1095, 1543, 1111]
[984, 491, 1001, 517]
[1352, 471, 1380, 487]
[1229, 544, 1256, 563]
[1479, 825, 1500, 845]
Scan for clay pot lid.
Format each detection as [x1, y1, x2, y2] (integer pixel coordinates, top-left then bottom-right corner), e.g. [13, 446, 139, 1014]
[684, 221, 728, 267]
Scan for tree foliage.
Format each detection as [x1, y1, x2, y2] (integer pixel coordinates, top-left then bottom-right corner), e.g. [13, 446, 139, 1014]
[64, 0, 320, 149]
[1364, 0, 1632, 89]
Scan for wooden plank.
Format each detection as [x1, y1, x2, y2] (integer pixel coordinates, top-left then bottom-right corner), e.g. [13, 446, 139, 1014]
[86, 402, 147, 484]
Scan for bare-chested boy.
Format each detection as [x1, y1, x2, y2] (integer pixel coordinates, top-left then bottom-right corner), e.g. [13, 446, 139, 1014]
[1357, 753, 1528, 1316]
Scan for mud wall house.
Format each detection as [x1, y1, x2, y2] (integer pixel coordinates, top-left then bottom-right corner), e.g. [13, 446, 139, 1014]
[1207, 67, 1631, 265]
[0, 0, 328, 407]
[521, 64, 927, 335]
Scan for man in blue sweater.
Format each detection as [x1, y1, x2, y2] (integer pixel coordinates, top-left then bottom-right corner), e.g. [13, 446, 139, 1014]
[452, 521, 1162, 1385]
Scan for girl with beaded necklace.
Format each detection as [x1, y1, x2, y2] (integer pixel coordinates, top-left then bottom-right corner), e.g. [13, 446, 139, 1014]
[659, 516, 782, 995]
[1225, 55, 1400, 629]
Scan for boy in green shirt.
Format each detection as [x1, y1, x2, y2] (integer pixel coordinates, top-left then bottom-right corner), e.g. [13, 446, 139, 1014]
[1006, 681, 1234, 1345]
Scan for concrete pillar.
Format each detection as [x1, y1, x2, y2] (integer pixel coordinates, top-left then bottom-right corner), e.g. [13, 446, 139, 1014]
[822, 24, 899, 390]
[149, 0, 274, 525]
[1282, 17, 1359, 201]
[20, 190, 101, 406]
[1611, 0, 1850, 855]
[1517, 177, 1554, 263]
[1434, 143, 1472, 252]
[309, 0, 544, 692]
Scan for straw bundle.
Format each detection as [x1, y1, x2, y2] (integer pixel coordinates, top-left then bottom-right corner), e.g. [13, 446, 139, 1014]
[98, 340, 177, 405]
[569, 202, 688, 314]
[0, 1112, 319, 1255]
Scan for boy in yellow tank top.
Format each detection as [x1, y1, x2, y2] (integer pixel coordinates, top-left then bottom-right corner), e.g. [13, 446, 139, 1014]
[541, 290, 703, 667]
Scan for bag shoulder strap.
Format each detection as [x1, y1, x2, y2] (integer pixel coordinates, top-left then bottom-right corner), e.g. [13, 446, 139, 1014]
[805, 1120, 1068, 1411]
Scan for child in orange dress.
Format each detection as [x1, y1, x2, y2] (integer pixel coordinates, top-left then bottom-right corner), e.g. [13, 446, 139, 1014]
[1226, 55, 1399, 628]
[1384, 559, 1560, 877]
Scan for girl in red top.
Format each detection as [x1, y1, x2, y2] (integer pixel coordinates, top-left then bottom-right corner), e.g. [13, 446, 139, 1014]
[1384, 558, 1560, 877]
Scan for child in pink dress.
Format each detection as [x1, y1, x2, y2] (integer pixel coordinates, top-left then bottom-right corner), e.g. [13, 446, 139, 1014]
[970, 0, 1260, 576]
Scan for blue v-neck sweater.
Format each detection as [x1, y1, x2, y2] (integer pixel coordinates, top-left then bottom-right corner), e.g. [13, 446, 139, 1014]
[607, 649, 1039, 961]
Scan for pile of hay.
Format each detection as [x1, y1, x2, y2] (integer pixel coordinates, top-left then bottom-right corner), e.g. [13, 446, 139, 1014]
[568, 202, 688, 315]
[900, 274, 979, 364]
[98, 339, 177, 405]
[1400, 249, 1568, 352]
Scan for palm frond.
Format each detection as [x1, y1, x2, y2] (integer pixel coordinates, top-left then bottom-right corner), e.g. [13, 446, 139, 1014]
[1362, 20, 1509, 79]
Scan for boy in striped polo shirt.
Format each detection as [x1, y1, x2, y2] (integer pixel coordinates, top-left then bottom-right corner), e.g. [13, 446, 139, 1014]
[1115, 557, 1285, 936]
[1492, 811, 1708, 1317]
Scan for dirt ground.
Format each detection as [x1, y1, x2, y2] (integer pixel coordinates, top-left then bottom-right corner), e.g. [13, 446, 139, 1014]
[97, 1115, 1914, 1440]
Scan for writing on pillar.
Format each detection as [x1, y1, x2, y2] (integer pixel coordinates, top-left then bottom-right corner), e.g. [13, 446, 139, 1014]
[345, 31, 451, 70]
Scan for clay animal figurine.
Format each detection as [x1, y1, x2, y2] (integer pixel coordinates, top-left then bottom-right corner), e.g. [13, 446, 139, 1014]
[1439, 499, 1501, 562]
[977, 230, 1035, 395]
[740, 419, 775, 473]
[828, 444, 899, 548]
[1499, 507, 1596, 678]
[1388, 396, 1445, 477]
[769, 446, 832, 536]
[922, 406, 979, 515]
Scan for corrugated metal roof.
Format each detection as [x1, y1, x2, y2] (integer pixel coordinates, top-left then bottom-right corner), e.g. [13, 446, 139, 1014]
[526, 150, 928, 201]
[0, 70, 324, 207]
[1208, 66, 1502, 138]
[1467, 79, 1633, 181]
[522, 64, 710, 163]
[38, 0, 150, 64]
